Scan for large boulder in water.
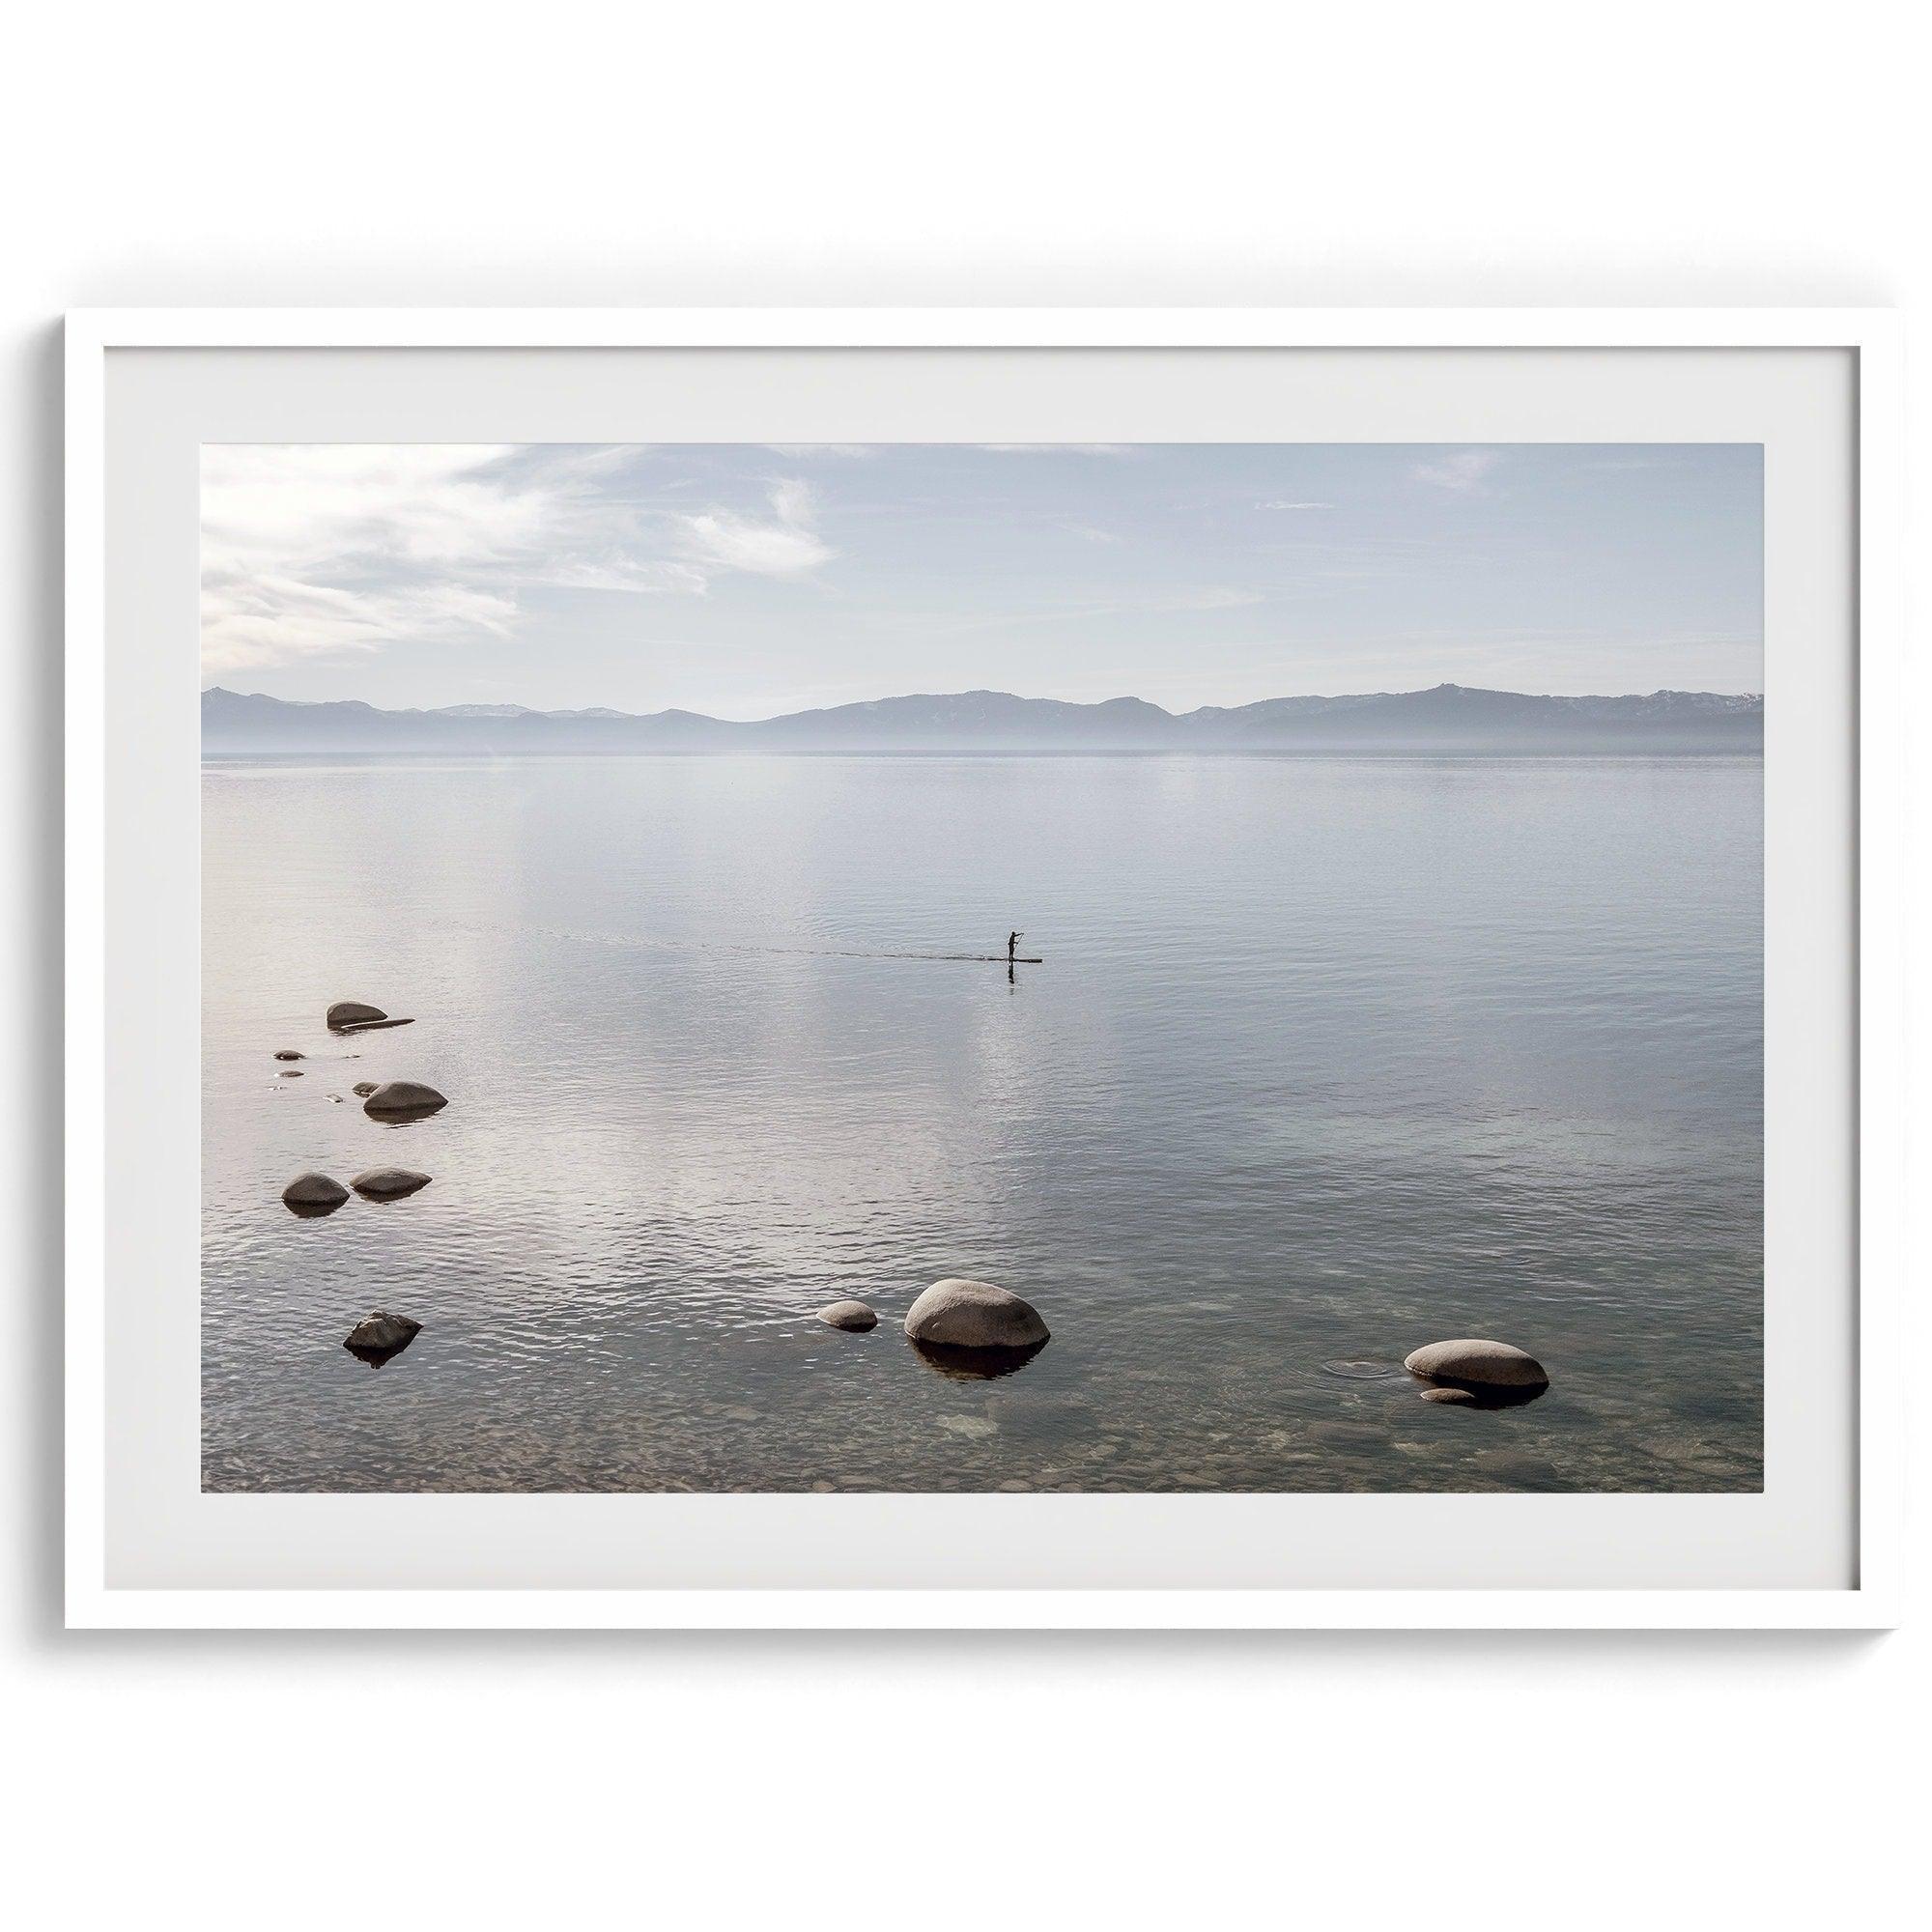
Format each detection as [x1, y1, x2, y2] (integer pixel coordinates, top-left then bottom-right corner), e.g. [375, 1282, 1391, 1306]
[904, 1278, 1049, 1350]
[281, 1171, 349, 1211]
[817, 1298, 878, 1331]
[1405, 1338, 1549, 1389]
[363, 1080, 447, 1118]
[352, 1166, 432, 1200]
[327, 1001, 387, 1030]
[344, 1310, 422, 1363]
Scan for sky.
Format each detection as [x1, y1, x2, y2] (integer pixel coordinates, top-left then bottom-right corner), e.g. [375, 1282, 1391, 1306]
[200, 442, 1763, 716]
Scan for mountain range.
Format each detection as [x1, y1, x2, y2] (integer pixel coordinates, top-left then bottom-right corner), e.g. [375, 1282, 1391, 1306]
[202, 684, 1764, 754]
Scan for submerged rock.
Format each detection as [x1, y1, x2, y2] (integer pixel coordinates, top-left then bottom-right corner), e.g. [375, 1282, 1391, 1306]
[273, 1049, 304, 1061]
[343, 1310, 422, 1364]
[281, 1172, 349, 1213]
[278, 1069, 303, 1078]
[352, 1081, 379, 1097]
[327, 1001, 387, 1030]
[816, 1298, 878, 1332]
[1404, 1338, 1549, 1389]
[904, 1278, 1049, 1350]
[363, 1080, 448, 1119]
[1419, 1385, 1477, 1405]
[351, 1166, 432, 1200]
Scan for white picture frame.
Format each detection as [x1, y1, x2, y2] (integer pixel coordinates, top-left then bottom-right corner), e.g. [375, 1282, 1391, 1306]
[65, 308, 1905, 1630]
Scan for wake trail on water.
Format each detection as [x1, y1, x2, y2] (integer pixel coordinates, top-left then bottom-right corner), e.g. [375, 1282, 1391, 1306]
[522, 924, 1043, 963]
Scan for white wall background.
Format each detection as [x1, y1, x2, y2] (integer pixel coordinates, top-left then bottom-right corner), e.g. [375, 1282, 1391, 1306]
[3, 4, 1922, 1925]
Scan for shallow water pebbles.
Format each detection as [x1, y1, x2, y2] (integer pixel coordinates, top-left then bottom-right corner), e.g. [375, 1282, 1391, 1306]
[816, 1299, 878, 1331]
[936, 1414, 998, 1439]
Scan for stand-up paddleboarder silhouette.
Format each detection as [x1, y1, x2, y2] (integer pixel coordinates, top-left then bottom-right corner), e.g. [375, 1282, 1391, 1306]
[1008, 929, 1023, 965]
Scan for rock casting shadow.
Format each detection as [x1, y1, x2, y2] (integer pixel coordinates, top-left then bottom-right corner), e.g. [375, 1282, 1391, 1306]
[1407, 1374, 1548, 1410]
[343, 1336, 417, 1368]
[910, 1337, 1049, 1381]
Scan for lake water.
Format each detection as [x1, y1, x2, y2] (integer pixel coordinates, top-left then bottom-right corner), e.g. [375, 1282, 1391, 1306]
[202, 753, 1762, 1492]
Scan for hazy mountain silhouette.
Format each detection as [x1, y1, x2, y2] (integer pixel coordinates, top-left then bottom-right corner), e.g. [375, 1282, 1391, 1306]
[202, 684, 1763, 754]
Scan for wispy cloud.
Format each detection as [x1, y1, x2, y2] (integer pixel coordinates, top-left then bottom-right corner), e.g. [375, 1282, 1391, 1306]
[678, 479, 833, 579]
[200, 447, 835, 673]
[1256, 499, 1335, 511]
[1410, 449, 1503, 494]
[973, 443, 1133, 456]
[1171, 587, 1264, 611]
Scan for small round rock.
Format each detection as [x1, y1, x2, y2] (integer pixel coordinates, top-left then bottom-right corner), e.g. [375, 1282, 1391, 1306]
[363, 1080, 448, 1117]
[281, 1172, 349, 1209]
[352, 1167, 433, 1200]
[1404, 1338, 1549, 1388]
[817, 1299, 878, 1332]
[273, 1049, 304, 1061]
[1419, 1385, 1478, 1405]
[904, 1278, 1049, 1350]
[352, 1081, 379, 1097]
[327, 1001, 387, 1030]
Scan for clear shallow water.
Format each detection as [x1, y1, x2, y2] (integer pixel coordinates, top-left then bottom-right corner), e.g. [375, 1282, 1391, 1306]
[202, 753, 1762, 1492]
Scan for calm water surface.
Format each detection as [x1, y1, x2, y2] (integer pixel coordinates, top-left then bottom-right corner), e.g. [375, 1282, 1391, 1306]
[202, 753, 1762, 1492]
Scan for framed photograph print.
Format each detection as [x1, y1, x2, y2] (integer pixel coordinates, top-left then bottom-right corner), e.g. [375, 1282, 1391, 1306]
[65, 308, 1903, 1629]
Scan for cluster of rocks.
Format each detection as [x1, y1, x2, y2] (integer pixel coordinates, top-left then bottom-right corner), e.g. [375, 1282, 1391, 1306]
[281, 1166, 435, 1212]
[276, 996, 1552, 1418]
[813, 1277, 1052, 1379]
[272, 998, 443, 1366]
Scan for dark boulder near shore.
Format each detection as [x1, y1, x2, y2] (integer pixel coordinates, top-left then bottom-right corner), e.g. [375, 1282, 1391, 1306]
[327, 1000, 414, 1035]
[363, 1080, 448, 1119]
[343, 1310, 422, 1364]
[281, 1172, 349, 1214]
[352, 1166, 433, 1200]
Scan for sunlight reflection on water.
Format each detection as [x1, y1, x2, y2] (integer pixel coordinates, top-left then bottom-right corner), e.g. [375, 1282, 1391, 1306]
[201, 753, 1762, 1493]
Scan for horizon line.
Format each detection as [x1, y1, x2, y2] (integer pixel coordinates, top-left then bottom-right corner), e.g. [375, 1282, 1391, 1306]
[203, 680, 1767, 725]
